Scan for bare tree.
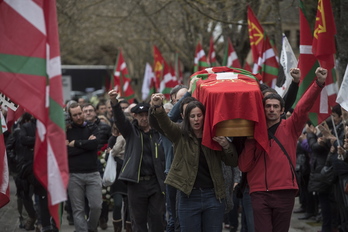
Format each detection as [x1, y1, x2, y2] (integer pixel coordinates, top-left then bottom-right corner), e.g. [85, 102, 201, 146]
[57, 0, 348, 94]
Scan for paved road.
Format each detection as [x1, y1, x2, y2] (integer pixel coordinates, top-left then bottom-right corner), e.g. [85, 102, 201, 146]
[0, 177, 321, 232]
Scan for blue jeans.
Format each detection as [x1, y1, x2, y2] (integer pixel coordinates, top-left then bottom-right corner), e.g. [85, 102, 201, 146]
[166, 184, 177, 232]
[178, 188, 224, 232]
[241, 187, 254, 232]
[68, 172, 102, 232]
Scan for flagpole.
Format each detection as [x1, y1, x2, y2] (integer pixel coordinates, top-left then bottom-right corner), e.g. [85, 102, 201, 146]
[331, 115, 340, 147]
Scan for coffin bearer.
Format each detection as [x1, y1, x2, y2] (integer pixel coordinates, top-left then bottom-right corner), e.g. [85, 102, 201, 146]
[238, 67, 328, 232]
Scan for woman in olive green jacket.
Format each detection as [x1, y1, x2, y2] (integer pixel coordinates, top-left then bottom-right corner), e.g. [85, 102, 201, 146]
[151, 94, 238, 232]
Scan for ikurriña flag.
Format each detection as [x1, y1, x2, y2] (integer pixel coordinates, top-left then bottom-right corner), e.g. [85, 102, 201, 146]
[207, 37, 217, 67]
[113, 50, 135, 103]
[247, 5, 279, 86]
[222, 37, 241, 69]
[193, 41, 209, 73]
[0, 0, 69, 227]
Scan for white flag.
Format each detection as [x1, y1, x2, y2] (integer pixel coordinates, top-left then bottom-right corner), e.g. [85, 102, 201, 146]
[275, 34, 298, 97]
[336, 64, 348, 111]
[142, 63, 155, 101]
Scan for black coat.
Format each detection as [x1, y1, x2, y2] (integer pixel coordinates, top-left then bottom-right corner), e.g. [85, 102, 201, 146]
[112, 103, 165, 193]
[66, 122, 100, 173]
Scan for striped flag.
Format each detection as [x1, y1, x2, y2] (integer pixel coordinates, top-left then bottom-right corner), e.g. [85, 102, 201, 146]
[0, 0, 69, 227]
[193, 41, 209, 72]
[153, 46, 178, 98]
[207, 37, 217, 67]
[247, 6, 279, 86]
[113, 50, 135, 103]
[0, 110, 10, 208]
[223, 37, 241, 68]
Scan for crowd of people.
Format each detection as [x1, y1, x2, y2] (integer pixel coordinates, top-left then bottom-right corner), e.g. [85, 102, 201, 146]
[3, 66, 348, 232]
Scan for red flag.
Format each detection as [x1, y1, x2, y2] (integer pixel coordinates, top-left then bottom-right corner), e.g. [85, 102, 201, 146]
[193, 41, 209, 72]
[223, 37, 241, 68]
[247, 6, 279, 86]
[244, 62, 252, 72]
[312, 0, 338, 123]
[153, 46, 178, 98]
[312, 0, 336, 70]
[0, 0, 69, 227]
[113, 50, 135, 103]
[207, 37, 217, 67]
[292, 0, 337, 125]
[175, 52, 184, 84]
[153, 45, 165, 90]
[0, 111, 10, 208]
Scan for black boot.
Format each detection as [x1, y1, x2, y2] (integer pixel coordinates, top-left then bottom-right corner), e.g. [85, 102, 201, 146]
[112, 219, 122, 232]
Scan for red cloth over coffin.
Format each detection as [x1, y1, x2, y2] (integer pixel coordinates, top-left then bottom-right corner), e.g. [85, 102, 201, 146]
[192, 67, 268, 152]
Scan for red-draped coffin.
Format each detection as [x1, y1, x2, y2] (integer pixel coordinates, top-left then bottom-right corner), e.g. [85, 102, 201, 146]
[192, 70, 268, 152]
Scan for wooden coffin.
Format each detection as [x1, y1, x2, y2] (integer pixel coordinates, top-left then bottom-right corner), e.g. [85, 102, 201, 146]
[215, 118, 254, 137]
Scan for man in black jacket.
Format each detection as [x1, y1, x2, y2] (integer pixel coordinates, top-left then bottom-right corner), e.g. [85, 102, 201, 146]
[82, 103, 111, 150]
[82, 103, 111, 230]
[108, 90, 166, 232]
[66, 102, 102, 232]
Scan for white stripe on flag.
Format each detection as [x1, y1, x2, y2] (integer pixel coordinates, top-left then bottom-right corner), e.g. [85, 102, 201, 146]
[1, 112, 8, 133]
[120, 62, 126, 71]
[206, 68, 214, 74]
[123, 82, 129, 92]
[252, 63, 259, 74]
[48, 56, 62, 79]
[326, 82, 338, 96]
[264, 48, 276, 60]
[216, 72, 239, 80]
[300, 45, 313, 54]
[47, 142, 67, 204]
[37, 120, 46, 142]
[0, 151, 9, 196]
[114, 71, 120, 76]
[211, 51, 216, 59]
[336, 64, 348, 111]
[228, 52, 237, 67]
[5, 0, 46, 35]
[320, 87, 329, 114]
[194, 49, 206, 64]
